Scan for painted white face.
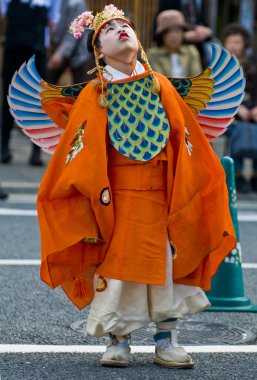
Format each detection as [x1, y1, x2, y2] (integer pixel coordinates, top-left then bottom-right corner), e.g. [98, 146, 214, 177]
[98, 19, 139, 60]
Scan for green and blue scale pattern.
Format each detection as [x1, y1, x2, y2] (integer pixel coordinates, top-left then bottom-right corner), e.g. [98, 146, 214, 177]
[107, 75, 170, 161]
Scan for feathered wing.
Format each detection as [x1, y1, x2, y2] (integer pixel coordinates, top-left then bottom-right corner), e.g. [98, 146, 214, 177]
[9, 46, 244, 153]
[8, 56, 87, 154]
[169, 44, 246, 141]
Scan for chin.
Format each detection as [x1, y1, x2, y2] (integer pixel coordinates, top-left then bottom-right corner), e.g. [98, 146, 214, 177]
[124, 40, 138, 50]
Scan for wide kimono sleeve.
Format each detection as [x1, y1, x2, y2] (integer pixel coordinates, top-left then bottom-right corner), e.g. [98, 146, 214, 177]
[37, 83, 114, 309]
[155, 72, 236, 291]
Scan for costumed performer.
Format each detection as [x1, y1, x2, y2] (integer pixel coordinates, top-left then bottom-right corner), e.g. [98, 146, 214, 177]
[8, 3, 246, 369]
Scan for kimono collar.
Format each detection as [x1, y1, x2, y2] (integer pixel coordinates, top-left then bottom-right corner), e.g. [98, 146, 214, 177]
[103, 61, 146, 82]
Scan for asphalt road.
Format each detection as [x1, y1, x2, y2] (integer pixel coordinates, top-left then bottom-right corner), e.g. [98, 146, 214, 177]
[0, 193, 257, 380]
[1, 128, 257, 380]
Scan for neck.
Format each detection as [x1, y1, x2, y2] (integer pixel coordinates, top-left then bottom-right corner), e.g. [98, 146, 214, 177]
[104, 53, 137, 76]
[168, 46, 179, 53]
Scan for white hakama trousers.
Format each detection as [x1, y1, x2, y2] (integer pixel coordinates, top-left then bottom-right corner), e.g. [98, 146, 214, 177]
[86, 239, 210, 337]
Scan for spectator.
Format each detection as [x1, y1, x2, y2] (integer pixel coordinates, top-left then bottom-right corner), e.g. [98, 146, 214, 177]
[148, 9, 202, 78]
[0, 0, 61, 166]
[158, 0, 212, 67]
[47, 0, 94, 85]
[222, 23, 257, 193]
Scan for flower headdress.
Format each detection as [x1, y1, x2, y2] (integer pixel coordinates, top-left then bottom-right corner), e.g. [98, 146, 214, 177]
[69, 4, 160, 108]
[69, 4, 129, 42]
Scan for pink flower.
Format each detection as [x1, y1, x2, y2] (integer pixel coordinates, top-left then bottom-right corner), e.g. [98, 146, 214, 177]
[105, 4, 117, 12]
[69, 10, 94, 38]
[69, 6, 126, 39]
[104, 4, 124, 16]
[74, 32, 82, 39]
[78, 18, 86, 27]
[81, 11, 94, 25]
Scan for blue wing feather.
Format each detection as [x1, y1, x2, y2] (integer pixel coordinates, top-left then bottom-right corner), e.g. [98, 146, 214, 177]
[10, 109, 50, 120]
[11, 72, 39, 96]
[210, 48, 230, 76]
[170, 44, 245, 141]
[15, 119, 55, 128]
[210, 79, 245, 100]
[8, 55, 66, 153]
[208, 44, 220, 68]
[205, 93, 244, 109]
[18, 62, 42, 92]
[8, 85, 41, 105]
[199, 107, 239, 117]
[8, 96, 43, 112]
[212, 58, 241, 83]
[213, 68, 243, 92]
[195, 44, 246, 139]
[26, 56, 44, 82]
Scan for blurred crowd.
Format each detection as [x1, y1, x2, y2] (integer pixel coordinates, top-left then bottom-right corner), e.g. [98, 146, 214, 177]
[0, 0, 93, 168]
[0, 0, 257, 196]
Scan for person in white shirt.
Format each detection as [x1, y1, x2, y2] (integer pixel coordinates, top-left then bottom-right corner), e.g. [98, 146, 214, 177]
[147, 10, 202, 78]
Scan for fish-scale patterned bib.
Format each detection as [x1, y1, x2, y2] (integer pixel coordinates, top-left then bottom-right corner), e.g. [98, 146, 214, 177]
[107, 75, 170, 161]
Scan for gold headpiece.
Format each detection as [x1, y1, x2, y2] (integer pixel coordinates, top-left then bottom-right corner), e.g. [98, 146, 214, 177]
[69, 4, 130, 42]
[69, 4, 160, 108]
[92, 5, 131, 44]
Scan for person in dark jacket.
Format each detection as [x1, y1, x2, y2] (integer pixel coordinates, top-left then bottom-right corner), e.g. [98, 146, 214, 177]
[222, 23, 257, 193]
[47, 0, 94, 85]
[0, 0, 61, 165]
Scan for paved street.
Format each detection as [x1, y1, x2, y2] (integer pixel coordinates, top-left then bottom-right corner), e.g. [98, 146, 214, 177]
[1, 130, 257, 379]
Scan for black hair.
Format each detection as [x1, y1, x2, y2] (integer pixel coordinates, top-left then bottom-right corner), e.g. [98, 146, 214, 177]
[221, 23, 252, 49]
[87, 29, 105, 66]
[87, 29, 101, 54]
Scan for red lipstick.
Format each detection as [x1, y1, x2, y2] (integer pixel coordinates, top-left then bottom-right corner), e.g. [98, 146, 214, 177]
[119, 32, 129, 40]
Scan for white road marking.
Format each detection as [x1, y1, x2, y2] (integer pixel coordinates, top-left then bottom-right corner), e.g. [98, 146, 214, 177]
[7, 194, 37, 204]
[0, 260, 256, 268]
[0, 260, 40, 265]
[238, 214, 257, 221]
[0, 344, 257, 353]
[1, 181, 39, 189]
[1, 208, 257, 221]
[1, 195, 257, 208]
[242, 263, 257, 269]
[0, 209, 37, 216]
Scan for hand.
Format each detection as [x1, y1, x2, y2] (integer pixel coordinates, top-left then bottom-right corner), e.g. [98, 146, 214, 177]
[184, 25, 212, 43]
[238, 105, 250, 121]
[47, 52, 63, 70]
[250, 106, 257, 122]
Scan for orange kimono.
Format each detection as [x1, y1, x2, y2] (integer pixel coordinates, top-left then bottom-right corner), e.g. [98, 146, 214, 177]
[37, 70, 236, 309]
